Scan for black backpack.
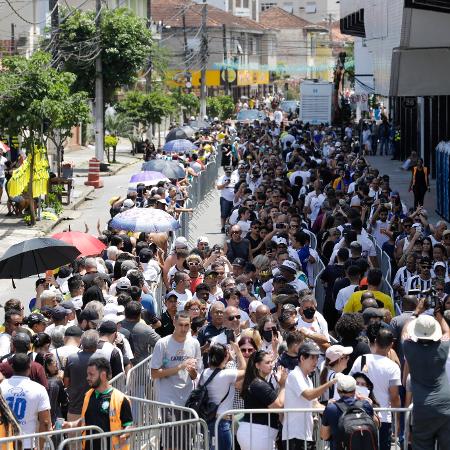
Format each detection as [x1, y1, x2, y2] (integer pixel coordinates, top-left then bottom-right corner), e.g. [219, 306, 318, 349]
[185, 369, 230, 422]
[335, 400, 378, 450]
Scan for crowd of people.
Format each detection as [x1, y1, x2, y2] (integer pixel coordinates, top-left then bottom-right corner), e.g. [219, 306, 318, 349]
[0, 109, 448, 450]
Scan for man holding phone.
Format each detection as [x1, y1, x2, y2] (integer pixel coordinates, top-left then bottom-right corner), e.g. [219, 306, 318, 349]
[217, 167, 235, 233]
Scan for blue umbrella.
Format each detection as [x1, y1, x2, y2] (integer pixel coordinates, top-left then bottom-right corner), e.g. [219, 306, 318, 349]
[128, 171, 169, 189]
[110, 207, 180, 233]
[163, 139, 198, 153]
[141, 160, 186, 179]
[165, 126, 195, 142]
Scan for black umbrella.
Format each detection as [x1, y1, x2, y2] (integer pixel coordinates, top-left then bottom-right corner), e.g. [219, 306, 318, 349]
[141, 160, 186, 179]
[0, 237, 81, 281]
[165, 126, 195, 142]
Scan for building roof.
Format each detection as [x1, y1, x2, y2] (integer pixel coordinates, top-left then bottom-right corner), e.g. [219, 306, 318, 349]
[259, 7, 312, 29]
[151, 0, 269, 32]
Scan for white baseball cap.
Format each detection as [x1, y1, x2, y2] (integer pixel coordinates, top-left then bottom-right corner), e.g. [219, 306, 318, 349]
[174, 236, 188, 248]
[249, 300, 263, 314]
[335, 374, 356, 393]
[280, 260, 297, 274]
[325, 345, 353, 364]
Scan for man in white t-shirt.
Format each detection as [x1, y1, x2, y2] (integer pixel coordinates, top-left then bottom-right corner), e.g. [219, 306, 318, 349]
[167, 272, 193, 311]
[217, 167, 237, 232]
[335, 265, 361, 312]
[304, 180, 325, 223]
[283, 342, 337, 446]
[1, 354, 51, 448]
[297, 296, 330, 349]
[350, 328, 401, 450]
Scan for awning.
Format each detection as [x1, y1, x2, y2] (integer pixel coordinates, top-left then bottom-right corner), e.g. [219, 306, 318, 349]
[390, 47, 450, 96]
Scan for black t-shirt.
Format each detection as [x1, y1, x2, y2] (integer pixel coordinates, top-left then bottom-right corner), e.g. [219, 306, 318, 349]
[242, 378, 279, 429]
[275, 352, 298, 372]
[245, 233, 263, 256]
[156, 311, 175, 337]
[84, 388, 133, 450]
[340, 338, 371, 375]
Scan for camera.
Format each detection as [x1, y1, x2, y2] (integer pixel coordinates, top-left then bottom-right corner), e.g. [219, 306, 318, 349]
[409, 288, 441, 310]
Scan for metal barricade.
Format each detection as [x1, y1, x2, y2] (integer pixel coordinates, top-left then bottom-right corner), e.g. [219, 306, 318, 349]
[0, 426, 103, 450]
[57, 418, 209, 450]
[126, 355, 153, 399]
[215, 407, 412, 450]
[110, 369, 127, 393]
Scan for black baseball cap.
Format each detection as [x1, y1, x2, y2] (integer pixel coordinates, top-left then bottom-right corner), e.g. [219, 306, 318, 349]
[79, 309, 100, 323]
[232, 258, 246, 267]
[98, 320, 118, 334]
[27, 313, 47, 326]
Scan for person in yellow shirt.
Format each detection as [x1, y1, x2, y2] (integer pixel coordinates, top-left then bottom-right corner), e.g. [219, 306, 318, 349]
[343, 269, 395, 316]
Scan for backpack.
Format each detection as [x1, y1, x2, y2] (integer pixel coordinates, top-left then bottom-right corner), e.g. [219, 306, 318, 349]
[185, 369, 230, 422]
[335, 400, 378, 450]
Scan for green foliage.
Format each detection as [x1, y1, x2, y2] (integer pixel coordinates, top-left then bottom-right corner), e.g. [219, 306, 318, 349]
[44, 186, 64, 216]
[0, 51, 90, 150]
[206, 97, 221, 119]
[172, 91, 200, 116]
[216, 96, 234, 120]
[105, 135, 119, 148]
[56, 7, 153, 100]
[207, 96, 234, 120]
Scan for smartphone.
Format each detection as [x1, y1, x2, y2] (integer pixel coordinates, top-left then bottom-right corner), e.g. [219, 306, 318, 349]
[225, 329, 235, 344]
[275, 223, 285, 229]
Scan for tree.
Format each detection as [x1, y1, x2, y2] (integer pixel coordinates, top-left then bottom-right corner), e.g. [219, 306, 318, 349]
[0, 51, 90, 224]
[55, 8, 153, 101]
[216, 96, 234, 120]
[172, 91, 200, 120]
[105, 112, 134, 162]
[206, 97, 221, 119]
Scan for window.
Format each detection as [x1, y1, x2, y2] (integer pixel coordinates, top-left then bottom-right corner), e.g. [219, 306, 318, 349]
[261, 2, 276, 11]
[305, 1, 317, 13]
[243, 0, 249, 8]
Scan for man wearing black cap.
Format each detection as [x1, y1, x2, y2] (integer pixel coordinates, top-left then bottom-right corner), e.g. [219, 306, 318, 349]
[79, 309, 100, 331]
[0, 354, 52, 449]
[93, 321, 124, 378]
[0, 333, 48, 388]
[156, 293, 178, 338]
[52, 326, 83, 370]
[45, 305, 71, 335]
[231, 258, 246, 277]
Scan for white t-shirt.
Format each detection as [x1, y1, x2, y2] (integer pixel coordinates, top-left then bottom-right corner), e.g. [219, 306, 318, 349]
[335, 284, 359, 311]
[0, 333, 11, 357]
[289, 170, 310, 186]
[218, 175, 235, 202]
[283, 366, 314, 441]
[297, 312, 330, 342]
[1, 376, 51, 448]
[237, 220, 251, 239]
[350, 354, 401, 422]
[0, 156, 7, 178]
[52, 344, 80, 369]
[202, 368, 237, 415]
[371, 220, 389, 247]
[305, 192, 325, 223]
[168, 289, 193, 311]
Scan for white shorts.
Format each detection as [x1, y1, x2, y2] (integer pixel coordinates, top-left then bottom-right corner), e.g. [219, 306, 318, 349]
[236, 421, 278, 450]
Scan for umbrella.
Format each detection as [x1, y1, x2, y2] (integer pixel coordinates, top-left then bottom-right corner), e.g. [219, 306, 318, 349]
[163, 139, 198, 154]
[141, 160, 186, 179]
[128, 171, 169, 189]
[165, 126, 195, 142]
[0, 141, 10, 152]
[110, 207, 181, 233]
[51, 231, 106, 257]
[0, 237, 80, 280]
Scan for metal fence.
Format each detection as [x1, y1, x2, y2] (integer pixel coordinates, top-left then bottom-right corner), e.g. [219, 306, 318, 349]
[57, 418, 209, 450]
[215, 407, 412, 450]
[0, 426, 104, 450]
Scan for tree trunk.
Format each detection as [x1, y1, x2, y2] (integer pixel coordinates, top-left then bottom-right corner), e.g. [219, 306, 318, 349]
[28, 145, 36, 225]
[112, 145, 117, 163]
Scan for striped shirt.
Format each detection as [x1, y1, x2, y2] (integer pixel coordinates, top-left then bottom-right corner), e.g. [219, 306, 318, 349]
[406, 275, 432, 293]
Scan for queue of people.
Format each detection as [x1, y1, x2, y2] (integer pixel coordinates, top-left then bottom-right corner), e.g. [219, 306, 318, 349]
[0, 111, 448, 450]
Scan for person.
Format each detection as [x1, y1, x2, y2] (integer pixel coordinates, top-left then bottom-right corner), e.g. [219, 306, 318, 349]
[321, 374, 377, 450]
[237, 350, 287, 450]
[52, 325, 83, 371]
[224, 225, 251, 263]
[275, 330, 303, 372]
[150, 311, 202, 435]
[64, 357, 133, 450]
[93, 320, 124, 378]
[120, 300, 160, 364]
[217, 167, 235, 233]
[282, 342, 337, 450]
[409, 158, 430, 208]
[0, 310, 23, 357]
[0, 353, 51, 450]
[157, 293, 178, 337]
[343, 269, 395, 316]
[197, 302, 225, 365]
[64, 330, 99, 424]
[403, 299, 450, 449]
[350, 328, 401, 450]
[203, 343, 246, 450]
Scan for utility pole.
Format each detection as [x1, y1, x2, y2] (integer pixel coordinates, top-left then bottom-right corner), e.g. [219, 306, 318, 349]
[182, 11, 188, 60]
[199, 0, 208, 119]
[94, 0, 104, 164]
[146, 0, 152, 91]
[49, 0, 59, 63]
[222, 24, 230, 96]
[10, 23, 15, 55]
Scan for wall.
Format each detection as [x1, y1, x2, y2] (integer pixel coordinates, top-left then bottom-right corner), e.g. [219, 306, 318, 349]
[274, 28, 308, 78]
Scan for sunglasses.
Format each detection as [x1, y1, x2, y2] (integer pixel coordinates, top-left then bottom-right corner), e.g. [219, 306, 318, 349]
[13, 322, 22, 327]
[240, 348, 255, 354]
[228, 315, 241, 321]
[188, 262, 201, 266]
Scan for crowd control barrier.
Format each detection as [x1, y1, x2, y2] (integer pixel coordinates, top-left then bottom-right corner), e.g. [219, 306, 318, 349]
[436, 141, 450, 221]
[0, 426, 103, 450]
[215, 407, 412, 450]
[57, 418, 209, 450]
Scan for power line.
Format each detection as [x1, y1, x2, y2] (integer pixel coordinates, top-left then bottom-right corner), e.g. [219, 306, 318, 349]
[4, 0, 59, 25]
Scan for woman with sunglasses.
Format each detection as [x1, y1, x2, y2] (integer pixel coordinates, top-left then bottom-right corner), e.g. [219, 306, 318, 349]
[186, 254, 204, 293]
[237, 350, 287, 450]
[31, 332, 51, 366]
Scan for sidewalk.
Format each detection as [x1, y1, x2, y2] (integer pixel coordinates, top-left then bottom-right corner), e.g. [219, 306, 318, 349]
[365, 155, 440, 223]
[0, 140, 141, 255]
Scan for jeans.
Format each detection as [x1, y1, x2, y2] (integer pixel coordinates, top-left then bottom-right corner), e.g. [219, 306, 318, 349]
[208, 419, 232, 450]
[380, 138, 390, 156]
[379, 422, 392, 450]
